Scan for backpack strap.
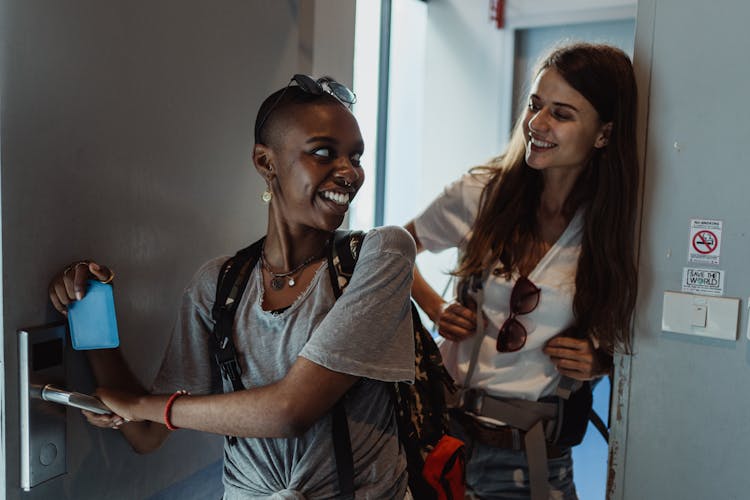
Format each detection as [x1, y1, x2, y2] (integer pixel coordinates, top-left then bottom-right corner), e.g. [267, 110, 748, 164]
[326, 230, 364, 500]
[553, 327, 610, 442]
[331, 399, 355, 500]
[460, 271, 489, 390]
[327, 230, 365, 298]
[210, 237, 265, 394]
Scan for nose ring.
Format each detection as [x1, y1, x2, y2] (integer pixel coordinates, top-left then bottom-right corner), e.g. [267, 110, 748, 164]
[342, 179, 352, 188]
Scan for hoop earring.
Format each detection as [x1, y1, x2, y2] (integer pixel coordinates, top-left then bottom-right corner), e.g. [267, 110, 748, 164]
[262, 187, 272, 203]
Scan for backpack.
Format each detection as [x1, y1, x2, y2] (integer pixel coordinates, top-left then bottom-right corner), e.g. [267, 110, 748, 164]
[209, 230, 466, 500]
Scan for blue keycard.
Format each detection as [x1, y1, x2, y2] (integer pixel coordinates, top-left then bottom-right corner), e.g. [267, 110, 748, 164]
[67, 280, 120, 350]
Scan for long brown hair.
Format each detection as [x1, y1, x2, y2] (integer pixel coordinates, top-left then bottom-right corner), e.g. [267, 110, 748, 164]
[455, 43, 639, 353]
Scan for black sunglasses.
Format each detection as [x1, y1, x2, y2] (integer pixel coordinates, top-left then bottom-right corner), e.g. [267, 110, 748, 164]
[254, 74, 357, 144]
[496, 276, 541, 352]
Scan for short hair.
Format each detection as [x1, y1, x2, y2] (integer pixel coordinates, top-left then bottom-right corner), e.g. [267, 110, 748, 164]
[253, 85, 344, 146]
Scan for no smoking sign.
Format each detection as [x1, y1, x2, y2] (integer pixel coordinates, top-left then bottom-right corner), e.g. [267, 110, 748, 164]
[688, 219, 722, 264]
[692, 230, 717, 254]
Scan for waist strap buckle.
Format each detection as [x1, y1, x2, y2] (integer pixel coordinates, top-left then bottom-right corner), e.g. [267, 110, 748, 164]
[461, 388, 485, 415]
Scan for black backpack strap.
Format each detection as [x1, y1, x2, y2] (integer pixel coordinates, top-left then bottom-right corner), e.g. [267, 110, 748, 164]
[551, 325, 608, 445]
[210, 237, 265, 393]
[588, 402, 610, 442]
[327, 230, 365, 298]
[326, 230, 364, 499]
[332, 401, 355, 500]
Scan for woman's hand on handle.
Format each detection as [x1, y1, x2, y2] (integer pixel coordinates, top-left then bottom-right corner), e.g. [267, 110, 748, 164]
[49, 260, 114, 314]
[85, 388, 170, 453]
[93, 387, 148, 423]
[81, 409, 128, 430]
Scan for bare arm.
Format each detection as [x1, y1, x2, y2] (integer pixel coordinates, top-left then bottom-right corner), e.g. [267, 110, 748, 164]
[96, 357, 358, 438]
[51, 260, 359, 446]
[404, 221, 476, 342]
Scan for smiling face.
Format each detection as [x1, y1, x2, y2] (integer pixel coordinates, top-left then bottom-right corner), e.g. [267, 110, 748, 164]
[523, 68, 611, 177]
[255, 101, 365, 233]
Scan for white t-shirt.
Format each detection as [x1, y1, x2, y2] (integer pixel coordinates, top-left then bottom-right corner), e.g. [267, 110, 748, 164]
[414, 171, 582, 401]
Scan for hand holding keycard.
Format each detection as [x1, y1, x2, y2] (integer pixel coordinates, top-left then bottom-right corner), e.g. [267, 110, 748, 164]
[67, 280, 120, 350]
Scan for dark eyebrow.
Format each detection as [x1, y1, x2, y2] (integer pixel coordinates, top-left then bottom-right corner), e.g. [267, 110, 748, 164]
[530, 94, 580, 112]
[553, 102, 579, 112]
[306, 136, 337, 144]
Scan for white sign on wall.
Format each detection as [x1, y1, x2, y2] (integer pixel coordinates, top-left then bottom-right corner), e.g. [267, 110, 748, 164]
[688, 218, 722, 265]
[682, 267, 725, 296]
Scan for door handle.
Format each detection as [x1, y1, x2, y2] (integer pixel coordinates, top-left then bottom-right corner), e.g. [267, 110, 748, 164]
[20, 323, 116, 491]
[35, 384, 112, 415]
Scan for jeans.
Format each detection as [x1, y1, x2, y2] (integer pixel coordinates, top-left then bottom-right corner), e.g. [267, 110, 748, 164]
[452, 420, 578, 500]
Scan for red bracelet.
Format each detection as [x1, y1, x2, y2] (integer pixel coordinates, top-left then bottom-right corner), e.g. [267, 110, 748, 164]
[164, 390, 188, 431]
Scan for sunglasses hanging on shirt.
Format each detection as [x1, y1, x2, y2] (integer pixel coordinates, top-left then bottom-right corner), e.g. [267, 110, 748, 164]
[496, 276, 541, 352]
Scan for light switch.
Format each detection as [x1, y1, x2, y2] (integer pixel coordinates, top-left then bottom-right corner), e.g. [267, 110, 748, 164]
[662, 291, 740, 341]
[691, 304, 707, 327]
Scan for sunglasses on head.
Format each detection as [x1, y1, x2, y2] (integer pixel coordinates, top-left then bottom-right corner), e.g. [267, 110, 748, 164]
[496, 276, 541, 352]
[254, 74, 357, 144]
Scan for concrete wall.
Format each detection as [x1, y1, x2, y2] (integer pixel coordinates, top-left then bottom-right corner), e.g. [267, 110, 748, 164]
[417, 0, 507, 214]
[1, 1, 354, 498]
[610, 0, 750, 498]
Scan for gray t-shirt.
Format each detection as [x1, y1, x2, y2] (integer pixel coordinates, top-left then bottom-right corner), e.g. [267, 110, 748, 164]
[152, 226, 416, 499]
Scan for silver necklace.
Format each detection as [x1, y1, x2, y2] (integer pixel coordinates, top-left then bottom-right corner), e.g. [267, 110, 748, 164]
[261, 246, 322, 291]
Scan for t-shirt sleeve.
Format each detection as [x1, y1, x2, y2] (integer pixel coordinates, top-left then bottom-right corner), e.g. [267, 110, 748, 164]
[150, 258, 225, 395]
[299, 226, 417, 383]
[412, 171, 488, 253]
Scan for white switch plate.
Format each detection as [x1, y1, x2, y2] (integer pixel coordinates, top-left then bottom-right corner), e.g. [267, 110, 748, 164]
[662, 291, 740, 340]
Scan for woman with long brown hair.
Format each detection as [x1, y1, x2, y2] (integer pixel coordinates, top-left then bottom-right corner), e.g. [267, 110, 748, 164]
[405, 42, 638, 498]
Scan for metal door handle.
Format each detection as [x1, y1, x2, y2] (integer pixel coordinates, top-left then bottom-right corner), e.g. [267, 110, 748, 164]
[36, 384, 112, 415]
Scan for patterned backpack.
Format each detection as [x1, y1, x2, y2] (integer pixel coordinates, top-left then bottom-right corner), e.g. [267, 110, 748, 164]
[326, 230, 465, 500]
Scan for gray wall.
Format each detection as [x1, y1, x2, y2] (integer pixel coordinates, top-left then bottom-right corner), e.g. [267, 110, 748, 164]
[0, 1, 352, 498]
[611, 0, 750, 498]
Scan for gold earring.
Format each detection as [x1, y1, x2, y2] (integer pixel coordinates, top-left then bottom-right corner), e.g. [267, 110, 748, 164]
[262, 187, 272, 203]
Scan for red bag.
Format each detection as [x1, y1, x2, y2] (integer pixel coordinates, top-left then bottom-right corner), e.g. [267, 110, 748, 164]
[422, 435, 466, 500]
